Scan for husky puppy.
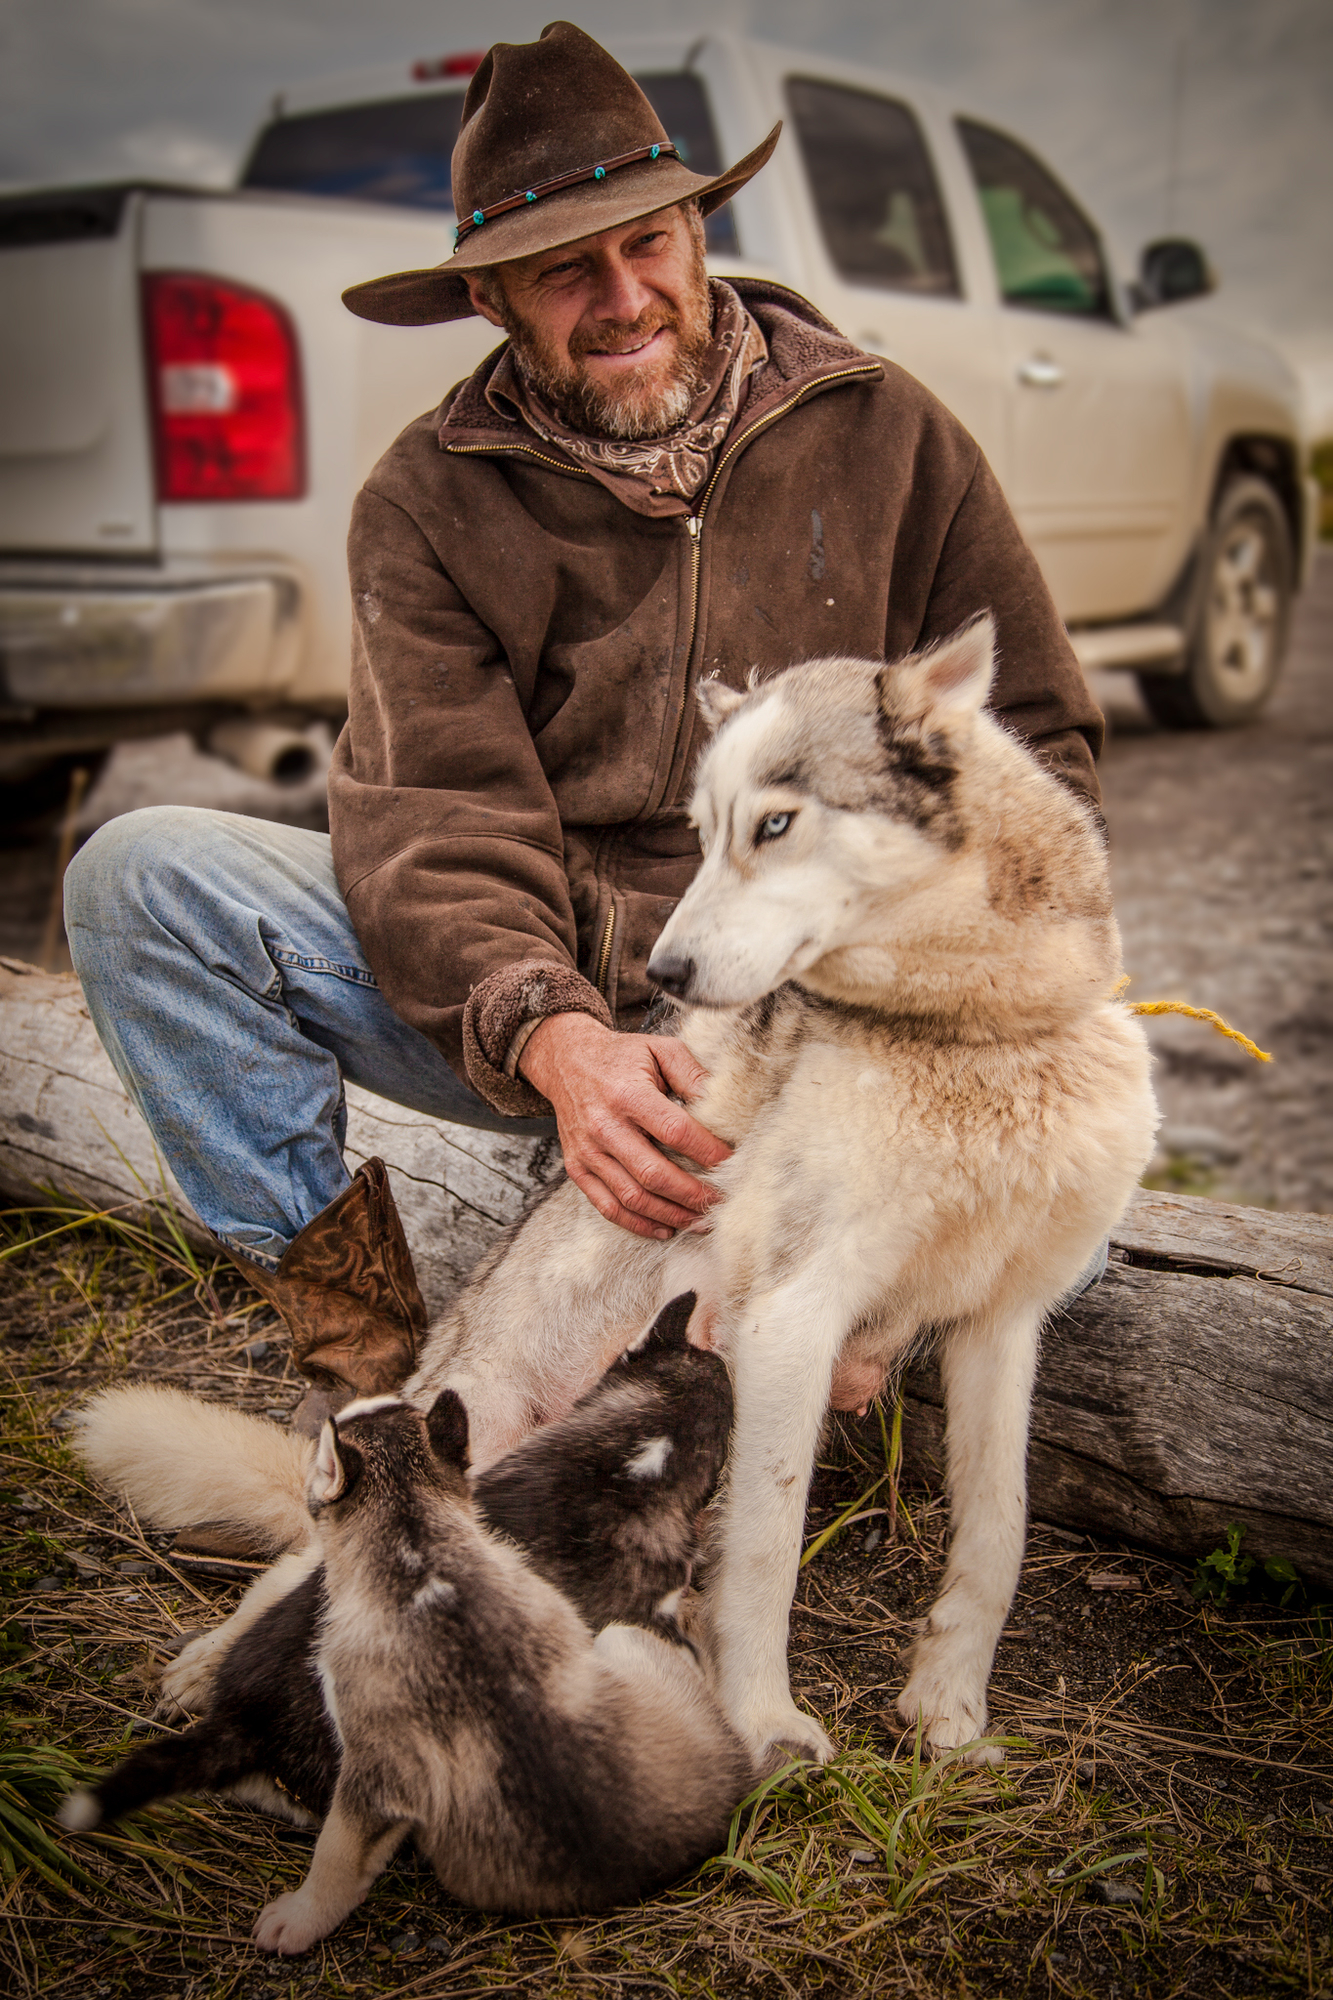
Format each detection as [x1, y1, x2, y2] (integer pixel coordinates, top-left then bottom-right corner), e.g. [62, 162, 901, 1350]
[63, 1297, 730, 1823]
[79, 618, 1157, 1776]
[73, 1392, 753, 1947]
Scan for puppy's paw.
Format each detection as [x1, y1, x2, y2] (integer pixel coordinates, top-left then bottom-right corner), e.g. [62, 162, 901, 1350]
[156, 1628, 226, 1718]
[252, 1891, 327, 1955]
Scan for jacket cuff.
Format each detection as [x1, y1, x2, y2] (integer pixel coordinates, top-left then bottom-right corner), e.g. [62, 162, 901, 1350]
[462, 959, 613, 1117]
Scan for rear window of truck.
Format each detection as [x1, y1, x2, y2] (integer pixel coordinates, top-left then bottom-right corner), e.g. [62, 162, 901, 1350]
[241, 72, 739, 253]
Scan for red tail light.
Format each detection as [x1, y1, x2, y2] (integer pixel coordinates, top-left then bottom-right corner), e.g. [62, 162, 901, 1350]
[143, 273, 305, 502]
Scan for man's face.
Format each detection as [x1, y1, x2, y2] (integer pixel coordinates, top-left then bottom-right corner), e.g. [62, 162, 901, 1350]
[465, 203, 713, 440]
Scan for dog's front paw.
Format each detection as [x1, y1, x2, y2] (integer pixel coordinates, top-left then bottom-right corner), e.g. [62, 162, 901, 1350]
[156, 1628, 226, 1718]
[736, 1699, 835, 1773]
[252, 1891, 327, 1955]
[895, 1671, 1000, 1766]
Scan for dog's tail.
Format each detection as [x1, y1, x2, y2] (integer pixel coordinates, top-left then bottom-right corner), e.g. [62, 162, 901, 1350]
[73, 1386, 313, 1555]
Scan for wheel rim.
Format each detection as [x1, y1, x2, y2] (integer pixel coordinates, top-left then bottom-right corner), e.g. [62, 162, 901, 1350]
[1203, 513, 1281, 702]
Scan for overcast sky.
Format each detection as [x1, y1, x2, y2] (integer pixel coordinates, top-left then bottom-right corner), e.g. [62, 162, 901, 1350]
[3, 0, 1329, 404]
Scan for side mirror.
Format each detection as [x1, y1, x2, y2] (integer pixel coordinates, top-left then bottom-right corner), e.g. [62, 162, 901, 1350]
[1132, 238, 1216, 311]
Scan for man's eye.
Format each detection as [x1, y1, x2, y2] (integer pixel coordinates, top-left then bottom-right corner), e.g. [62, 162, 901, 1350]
[757, 811, 793, 844]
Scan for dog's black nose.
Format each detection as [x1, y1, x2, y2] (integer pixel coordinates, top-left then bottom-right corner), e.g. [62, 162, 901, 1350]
[647, 949, 695, 998]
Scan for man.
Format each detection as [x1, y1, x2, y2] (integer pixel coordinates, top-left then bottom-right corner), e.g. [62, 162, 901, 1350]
[66, 24, 1103, 1429]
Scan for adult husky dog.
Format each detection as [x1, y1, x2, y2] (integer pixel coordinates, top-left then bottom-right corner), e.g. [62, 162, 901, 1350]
[80, 616, 1156, 1772]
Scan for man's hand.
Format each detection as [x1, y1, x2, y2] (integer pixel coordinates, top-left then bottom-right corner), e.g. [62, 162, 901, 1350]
[518, 1013, 732, 1240]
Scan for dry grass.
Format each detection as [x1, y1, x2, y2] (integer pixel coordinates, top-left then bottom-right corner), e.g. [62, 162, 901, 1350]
[2, 1205, 1331, 1998]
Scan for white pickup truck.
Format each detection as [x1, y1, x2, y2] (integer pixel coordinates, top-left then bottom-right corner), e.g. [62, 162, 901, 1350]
[0, 31, 1315, 813]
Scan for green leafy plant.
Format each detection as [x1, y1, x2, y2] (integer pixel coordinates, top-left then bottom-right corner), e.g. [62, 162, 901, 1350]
[1193, 1523, 1304, 1608]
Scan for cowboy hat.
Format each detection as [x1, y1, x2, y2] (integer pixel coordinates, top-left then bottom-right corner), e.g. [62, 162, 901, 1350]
[341, 21, 780, 327]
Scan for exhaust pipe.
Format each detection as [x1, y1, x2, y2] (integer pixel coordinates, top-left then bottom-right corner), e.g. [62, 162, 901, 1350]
[207, 719, 320, 785]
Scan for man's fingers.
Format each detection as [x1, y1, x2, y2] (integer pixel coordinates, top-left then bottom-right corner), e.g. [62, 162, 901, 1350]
[567, 1161, 673, 1241]
[650, 1036, 711, 1104]
[583, 1144, 700, 1230]
[635, 1085, 733, 1174]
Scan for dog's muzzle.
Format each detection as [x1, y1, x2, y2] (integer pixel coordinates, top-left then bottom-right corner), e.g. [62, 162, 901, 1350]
[646, 948, 695, 1000]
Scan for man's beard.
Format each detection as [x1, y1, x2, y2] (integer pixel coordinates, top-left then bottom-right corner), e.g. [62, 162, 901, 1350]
[496, 244, 714, 441]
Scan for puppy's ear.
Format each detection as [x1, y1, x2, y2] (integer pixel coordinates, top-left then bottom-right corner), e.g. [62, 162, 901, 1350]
[696, 677, 748, 732]
[881, 613, 996, 730]
[309, 1421, 362, 1509]
[631, 1292, 697, 1362]
[426, 1390, 470, 1472]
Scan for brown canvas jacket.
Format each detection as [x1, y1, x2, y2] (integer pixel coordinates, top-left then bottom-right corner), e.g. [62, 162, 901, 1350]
[330, 281, 1105, 1117]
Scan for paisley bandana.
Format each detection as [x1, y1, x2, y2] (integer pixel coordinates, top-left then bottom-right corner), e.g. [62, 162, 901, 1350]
[486, 281, 768, 517]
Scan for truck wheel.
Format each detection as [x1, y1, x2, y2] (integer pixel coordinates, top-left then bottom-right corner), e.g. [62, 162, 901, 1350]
[1138, 475, 1293, 728]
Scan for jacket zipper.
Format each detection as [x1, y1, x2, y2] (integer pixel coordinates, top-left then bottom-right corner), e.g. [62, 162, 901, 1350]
[444, 441, 596, 477]
[663, 362, 880, 792]
[594, 902, 616, 995]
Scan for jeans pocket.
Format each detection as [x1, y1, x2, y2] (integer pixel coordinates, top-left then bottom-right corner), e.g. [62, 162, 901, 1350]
[270, 949, 379, 988]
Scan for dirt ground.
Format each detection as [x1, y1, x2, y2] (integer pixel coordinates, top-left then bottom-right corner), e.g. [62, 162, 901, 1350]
[1, 1229, 1330, 2000]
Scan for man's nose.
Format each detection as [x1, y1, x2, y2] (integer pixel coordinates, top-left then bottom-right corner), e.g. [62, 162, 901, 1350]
[587, 252, 653, 324]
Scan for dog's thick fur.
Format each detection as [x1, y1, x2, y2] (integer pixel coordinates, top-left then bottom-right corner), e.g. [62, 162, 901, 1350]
[76, 618, 1156, 1771]
[75, 1391, 752, 1948]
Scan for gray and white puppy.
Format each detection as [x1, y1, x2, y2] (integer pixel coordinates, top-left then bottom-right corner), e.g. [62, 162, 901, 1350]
[60, 1299, 747, 1930]
[246, 1387, 750, 1948]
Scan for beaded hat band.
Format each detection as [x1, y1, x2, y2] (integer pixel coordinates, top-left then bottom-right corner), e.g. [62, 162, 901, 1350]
[454, 142, 680, 252]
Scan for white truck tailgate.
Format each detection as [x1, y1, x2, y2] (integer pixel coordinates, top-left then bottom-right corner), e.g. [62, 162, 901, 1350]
[0, 187, 156, 557]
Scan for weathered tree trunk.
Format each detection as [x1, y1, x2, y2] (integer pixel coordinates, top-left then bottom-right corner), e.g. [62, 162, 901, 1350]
[4, 955, 1331, 1582]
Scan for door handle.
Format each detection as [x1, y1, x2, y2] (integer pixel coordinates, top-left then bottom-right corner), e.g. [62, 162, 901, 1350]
[1017, 355, 1065, 388]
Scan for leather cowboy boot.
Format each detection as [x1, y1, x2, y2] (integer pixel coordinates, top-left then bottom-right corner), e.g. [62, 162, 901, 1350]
[172, 1160, 426, 1574]
[239, 1157, 426, 1430]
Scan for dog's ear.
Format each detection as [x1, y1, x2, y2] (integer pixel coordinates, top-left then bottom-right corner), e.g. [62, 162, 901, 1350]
[629, 1292, 697, 1362]
[882, 613, 996, 730]
[426, 1390, 470, 1472]
[696, 677, 748, 732]
[310, 1420, 362, 1509]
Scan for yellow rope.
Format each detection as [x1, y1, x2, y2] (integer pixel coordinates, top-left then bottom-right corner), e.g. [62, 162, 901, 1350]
[1113, 978, 1272, 1063]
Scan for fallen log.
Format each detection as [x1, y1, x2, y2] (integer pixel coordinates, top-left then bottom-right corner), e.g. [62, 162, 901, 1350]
[4, 956, 1331, 1584]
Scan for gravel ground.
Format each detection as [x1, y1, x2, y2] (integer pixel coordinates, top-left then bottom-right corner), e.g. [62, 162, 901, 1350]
[1092, 548, 1332, 1214]
[3, 552, 1329, 1211]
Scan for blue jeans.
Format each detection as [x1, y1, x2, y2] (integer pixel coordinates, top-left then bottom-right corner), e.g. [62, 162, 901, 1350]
[64, 807, 555, 1270]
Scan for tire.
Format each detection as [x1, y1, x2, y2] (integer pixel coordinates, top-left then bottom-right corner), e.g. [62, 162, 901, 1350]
[1137, 475, 1293, 729]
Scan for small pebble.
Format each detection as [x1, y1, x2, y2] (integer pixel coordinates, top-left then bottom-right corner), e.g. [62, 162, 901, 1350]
[1095, 1876, 1143, 1908]
[849, 1848, 876, 1865]
[1076, 1758, 1096, 1781]
[244, 1338, 272, 1362]
[1047, 1951, 1067, 1966]
[34, 1576, 61, 1593]
[862, 1526, 882, 1553]
[426, 1935, 452, 1955]
[389, 1929, 419, 1955]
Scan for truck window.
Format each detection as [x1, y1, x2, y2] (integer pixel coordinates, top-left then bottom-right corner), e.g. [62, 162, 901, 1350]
[786, 77, 958, 296]
[242, 94, 466, 210]
[240, 73, 739, 254]
[957, 120, 1110, 318]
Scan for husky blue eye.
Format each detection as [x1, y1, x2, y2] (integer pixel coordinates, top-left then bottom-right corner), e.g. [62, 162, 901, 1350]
[758, 811, 792, 843]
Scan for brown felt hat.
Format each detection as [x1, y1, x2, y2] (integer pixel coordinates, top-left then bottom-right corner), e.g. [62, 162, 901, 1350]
[341, 21, 780, 326]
